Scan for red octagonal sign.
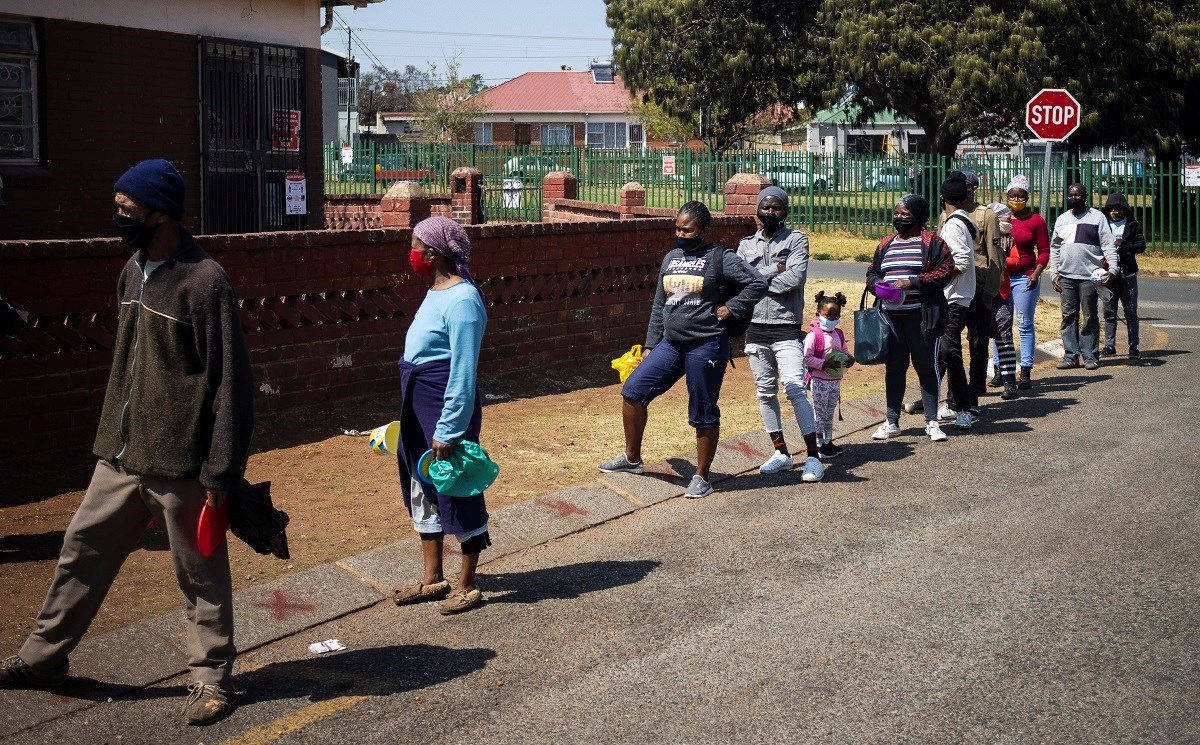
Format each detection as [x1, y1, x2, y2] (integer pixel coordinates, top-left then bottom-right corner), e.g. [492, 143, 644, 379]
[1026, 88, 1081, 142]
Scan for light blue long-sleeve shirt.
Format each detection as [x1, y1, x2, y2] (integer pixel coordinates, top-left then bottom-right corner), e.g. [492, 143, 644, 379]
[403, 281, 487, 442]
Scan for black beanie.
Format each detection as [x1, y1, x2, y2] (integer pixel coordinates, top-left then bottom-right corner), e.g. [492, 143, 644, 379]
[114, 159, 186, 221]
[940, 175, 969, 205]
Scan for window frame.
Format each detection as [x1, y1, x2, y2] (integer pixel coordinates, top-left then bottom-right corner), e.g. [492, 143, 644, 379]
[586, 122, 628, 149]
[539, 124, 573, 148]
[475, 122, 493, 145]
[0, 18, 40, 165]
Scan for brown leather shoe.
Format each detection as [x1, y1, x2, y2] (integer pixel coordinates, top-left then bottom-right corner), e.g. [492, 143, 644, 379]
[439, 588, 484, 615]
[183, 682, 236, 726]
[393, 579, 451, 606]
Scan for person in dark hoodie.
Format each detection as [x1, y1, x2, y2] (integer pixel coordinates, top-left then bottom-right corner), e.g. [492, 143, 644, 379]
[0, 160, 253, 727]
[599, 201, 767, 498]
[1100, 192, 1147, 357]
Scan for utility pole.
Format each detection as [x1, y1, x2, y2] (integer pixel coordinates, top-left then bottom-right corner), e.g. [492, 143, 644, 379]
[345, 24, 353, 145]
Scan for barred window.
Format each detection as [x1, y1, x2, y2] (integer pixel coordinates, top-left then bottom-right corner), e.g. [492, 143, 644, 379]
[475, 122, 492, 145]
[0, 19, 37, 163]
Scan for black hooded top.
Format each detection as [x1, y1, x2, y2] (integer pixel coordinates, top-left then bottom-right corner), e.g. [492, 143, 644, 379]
[1103, 192, 1148, 274]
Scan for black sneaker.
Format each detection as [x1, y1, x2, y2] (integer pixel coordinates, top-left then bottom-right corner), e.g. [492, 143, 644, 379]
[1084, 359, 1100, 370]
[1001, 382, 1018, 400]
[986, 371, 1003, 388]
[1057, 359, 1080, 370]
[818, 443, 843, 459]
[1128, 346, 1140, 358]
[0, 655, 67, 688]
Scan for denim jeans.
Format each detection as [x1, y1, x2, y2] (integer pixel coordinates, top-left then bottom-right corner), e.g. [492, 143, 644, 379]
[745, 339, 816, 435]
[1101, 272, 1140, 349]
[1008, 273, 1041, 368]
[1060, 276, 1100, 363]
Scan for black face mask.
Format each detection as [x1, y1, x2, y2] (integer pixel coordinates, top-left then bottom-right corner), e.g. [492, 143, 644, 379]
[676, 235, 704, 251]
[1067, 197, 1087, 213]
[114, 213, 159, 248]
[758, 213, 784, 233]
[892, 216, 918, 234]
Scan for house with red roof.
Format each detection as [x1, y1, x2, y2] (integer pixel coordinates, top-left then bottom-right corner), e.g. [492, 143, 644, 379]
[466, 63, 656, 149]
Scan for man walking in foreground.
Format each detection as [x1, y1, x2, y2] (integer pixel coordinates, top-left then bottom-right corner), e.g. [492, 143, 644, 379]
[0, 159, 255, 727]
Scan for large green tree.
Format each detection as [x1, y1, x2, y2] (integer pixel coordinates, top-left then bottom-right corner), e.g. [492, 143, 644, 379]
[608, 0, 1200, 158]
[606, 0, 821, 151]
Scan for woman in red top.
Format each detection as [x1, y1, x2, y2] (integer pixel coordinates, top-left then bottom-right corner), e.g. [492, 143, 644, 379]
[999, 174, 1049, 388]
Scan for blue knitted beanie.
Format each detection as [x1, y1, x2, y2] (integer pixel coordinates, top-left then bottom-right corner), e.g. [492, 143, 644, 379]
[114, 159, 185, 221]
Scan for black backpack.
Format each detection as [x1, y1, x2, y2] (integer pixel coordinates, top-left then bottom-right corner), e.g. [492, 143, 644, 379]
[709, 244, 754, 340]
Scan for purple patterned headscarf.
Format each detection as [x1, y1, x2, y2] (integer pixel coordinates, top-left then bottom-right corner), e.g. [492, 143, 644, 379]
[413, 216, 474, 283]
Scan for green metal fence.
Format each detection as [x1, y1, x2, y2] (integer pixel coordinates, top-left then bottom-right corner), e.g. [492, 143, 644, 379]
[324, 142, 1200, 248]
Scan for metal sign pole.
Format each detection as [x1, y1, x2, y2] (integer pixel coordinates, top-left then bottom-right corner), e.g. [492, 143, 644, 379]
[1041, 141, 1052, 213]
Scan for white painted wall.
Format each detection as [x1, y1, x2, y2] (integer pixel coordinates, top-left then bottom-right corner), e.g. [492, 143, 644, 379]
[0, 0, 322, 48]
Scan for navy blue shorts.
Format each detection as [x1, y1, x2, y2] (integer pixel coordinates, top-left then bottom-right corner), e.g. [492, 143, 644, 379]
[621, 336, 729, 428]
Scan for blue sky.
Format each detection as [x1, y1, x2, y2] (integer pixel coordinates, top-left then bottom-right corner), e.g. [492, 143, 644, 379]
[327, 1, 616, 85]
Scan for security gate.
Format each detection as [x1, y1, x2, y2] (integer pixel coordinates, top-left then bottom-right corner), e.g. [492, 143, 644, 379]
[200, 39, 307, 233]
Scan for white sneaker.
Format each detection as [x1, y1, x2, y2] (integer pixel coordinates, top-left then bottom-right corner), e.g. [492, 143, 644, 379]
[801, 456, 825, 482]
[759, 451, 795, 474]
[936, 405, 957, 421]
[926, 421, 948, 442]
[871, 422, 901, 440]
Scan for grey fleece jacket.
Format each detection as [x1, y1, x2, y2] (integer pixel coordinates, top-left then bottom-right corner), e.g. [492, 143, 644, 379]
[1050, 207, 1119, 280]
[646, 243, 767, 347]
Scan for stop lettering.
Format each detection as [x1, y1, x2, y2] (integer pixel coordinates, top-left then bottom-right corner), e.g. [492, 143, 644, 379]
[1026, 89, 1082, 142]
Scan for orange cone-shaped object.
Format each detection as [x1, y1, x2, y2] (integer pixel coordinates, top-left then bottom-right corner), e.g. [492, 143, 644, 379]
[197, 501, 229, 558]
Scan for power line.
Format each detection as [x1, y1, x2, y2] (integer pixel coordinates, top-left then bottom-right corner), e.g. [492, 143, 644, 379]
[350, 26, 612, 42]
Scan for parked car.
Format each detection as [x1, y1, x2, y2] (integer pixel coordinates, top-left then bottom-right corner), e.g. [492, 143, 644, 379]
[504, 155, 560, 180]
[862, 165, 912, 191]
[762, 165, 831, 191]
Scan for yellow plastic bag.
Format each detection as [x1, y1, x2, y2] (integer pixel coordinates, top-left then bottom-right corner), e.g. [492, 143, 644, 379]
[611, 344, 644, 383]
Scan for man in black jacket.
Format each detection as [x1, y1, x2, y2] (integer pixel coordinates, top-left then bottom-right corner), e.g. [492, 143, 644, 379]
[1100, 192, 1147, 357]
[0, 160, 254, 727]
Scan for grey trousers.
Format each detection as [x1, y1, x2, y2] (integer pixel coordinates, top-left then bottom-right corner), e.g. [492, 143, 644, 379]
[1101, 272, 1140, 349]
[1060, 277, 1100, 364]
[19, 459, 235, 686]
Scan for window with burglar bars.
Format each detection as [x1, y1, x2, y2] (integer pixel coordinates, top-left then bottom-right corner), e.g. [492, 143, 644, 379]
[587, 122, 627, 149]
[0, 19, 38, 163]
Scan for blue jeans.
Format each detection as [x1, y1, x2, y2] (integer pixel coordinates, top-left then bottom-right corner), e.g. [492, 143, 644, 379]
[1007, 273, 1041, 368]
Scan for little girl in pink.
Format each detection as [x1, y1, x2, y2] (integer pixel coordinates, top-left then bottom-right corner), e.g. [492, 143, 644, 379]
[804, 291, 855, 459]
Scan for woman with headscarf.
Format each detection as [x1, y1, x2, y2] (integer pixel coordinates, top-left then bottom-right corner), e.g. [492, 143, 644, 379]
[393, 216, 490, 615]
[865, 195, 956, 442]
[996, 175, 1049, 388]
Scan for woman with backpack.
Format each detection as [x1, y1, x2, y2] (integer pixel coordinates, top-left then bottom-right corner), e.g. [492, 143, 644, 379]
[598, 201, 767, 499]
[866, 195, 956, 442]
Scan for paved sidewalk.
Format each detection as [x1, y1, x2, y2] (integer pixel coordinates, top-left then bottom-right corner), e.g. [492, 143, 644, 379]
[0, 346, 1066, 738]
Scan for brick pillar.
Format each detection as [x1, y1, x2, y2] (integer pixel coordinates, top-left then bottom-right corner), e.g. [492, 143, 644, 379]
[379, 180, 431, 228]
[451, 167, 483, 225]
[619, 181, 645, 219]
[542, 171, 577, 220]
[723, 173, 771, 217]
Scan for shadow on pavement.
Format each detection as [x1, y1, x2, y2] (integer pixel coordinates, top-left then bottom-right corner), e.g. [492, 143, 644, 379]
[118, 644, 497, 707]
[483, 559, 661, 605]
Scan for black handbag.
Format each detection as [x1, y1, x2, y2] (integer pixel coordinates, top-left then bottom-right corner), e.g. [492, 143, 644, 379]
[853, 287, 891, 365]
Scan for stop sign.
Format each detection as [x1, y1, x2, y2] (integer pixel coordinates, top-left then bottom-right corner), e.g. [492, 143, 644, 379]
[1026, 88, 1081, 141]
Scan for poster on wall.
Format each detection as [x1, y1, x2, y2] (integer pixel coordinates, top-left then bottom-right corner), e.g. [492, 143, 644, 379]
[272, 110, 301, 152]
[1185, 164, 1200, 188]
[285, 173, 307, 215]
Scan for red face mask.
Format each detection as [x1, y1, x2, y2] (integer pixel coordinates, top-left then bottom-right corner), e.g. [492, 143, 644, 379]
[409, 248, 435, 276]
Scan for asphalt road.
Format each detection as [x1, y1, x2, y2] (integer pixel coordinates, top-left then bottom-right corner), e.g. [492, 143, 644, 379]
[11, 272, 1199, 744]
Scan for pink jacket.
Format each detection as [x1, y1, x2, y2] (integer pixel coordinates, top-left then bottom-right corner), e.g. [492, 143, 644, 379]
[804, 322, 848, 382]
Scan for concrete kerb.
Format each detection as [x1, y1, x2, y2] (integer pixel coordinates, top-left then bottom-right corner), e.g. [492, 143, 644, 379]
[0, 343, 1096, 736]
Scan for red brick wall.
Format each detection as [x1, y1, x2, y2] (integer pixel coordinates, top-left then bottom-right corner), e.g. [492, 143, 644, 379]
[0, 20, 325, 239]
[1, 216, 754, 463]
